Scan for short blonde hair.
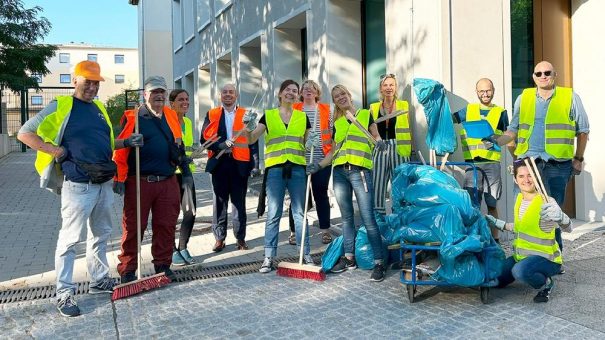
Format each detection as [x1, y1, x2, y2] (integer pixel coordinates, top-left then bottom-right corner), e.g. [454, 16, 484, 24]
[299, 79, 322, 102]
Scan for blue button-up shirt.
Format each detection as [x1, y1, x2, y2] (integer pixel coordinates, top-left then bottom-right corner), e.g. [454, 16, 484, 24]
[508, 87, 590, 161]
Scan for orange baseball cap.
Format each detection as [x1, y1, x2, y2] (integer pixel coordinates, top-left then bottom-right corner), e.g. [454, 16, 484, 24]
[74, 61, 105, 81]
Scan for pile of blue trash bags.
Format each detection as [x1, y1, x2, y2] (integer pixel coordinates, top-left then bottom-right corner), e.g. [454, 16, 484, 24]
[322, 163, 505, 286]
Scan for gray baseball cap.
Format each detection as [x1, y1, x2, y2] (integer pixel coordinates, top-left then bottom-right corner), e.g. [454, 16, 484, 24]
[144, 76, 168, 92]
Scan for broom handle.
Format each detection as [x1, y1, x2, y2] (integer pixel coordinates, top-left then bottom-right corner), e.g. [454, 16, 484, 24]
[530, 157, 550, 202]
[298, 107, 319, 265]
[523, 158, 547, 202]
[135, 108, 142, 280]
[216, 128, 246, 159]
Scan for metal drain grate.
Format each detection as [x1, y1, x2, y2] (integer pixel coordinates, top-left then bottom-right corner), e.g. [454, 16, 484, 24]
[0, 254, 323, 304]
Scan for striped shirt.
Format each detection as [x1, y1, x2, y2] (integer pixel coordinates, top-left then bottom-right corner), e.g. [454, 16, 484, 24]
[303, 104, 332, 164]
[517, 198, 557, 233]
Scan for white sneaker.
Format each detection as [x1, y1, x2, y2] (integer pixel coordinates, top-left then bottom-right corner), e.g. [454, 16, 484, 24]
[259, 257, 273, 273]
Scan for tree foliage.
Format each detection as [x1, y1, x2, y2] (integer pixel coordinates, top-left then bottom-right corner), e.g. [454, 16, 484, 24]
[105, 90, 141, 133]
[0, 0, 57, 92]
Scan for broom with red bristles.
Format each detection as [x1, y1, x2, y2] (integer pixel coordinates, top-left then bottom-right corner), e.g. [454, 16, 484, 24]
[276, 108, 326, 281]
[112, 106, 171, 301]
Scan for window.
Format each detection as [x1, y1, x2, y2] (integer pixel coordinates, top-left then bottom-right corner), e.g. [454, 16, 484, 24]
[31, 96, 43, 105]
[114, 54, 124, 64]
[115, 74, 125, 84]
[59, 53, 70, 63]
[60, 74, 71, 83]
[87, 54, 98, 62]
[31, 73, 43, 83]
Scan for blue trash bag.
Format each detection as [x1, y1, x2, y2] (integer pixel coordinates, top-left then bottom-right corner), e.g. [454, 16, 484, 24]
[403, 182, 479, 225]
[391, 164, 461, 212]
[354, 226, 389, 270]
[469, 216, 506, 281]
[321, 235, 344, 272]
[413, 78, 457, 155]
[434, 234, 485, 287]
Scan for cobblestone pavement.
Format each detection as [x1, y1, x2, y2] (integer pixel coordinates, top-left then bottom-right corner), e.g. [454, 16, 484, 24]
[1, 152, 605, 338]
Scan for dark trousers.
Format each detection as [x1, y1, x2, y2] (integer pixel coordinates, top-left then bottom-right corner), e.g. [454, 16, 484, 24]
[211, 157, 249, 241]
[176, 173, 197, 250]
[497, 255, 561, 289]
[289, 166, 332, 232]
[535, 159, 573, 251]
[117, 176, 180, 275]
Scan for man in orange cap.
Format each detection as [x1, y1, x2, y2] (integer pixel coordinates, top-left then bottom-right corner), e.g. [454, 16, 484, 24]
[18, 60, 143, 317]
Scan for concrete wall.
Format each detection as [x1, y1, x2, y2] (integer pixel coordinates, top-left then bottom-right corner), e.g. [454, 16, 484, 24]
[0, 134, 9, 158]
[137, 0, 173, 87]
[571, 0, 605, 222]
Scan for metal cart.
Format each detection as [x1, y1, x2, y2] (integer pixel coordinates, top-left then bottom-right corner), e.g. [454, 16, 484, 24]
[400, 242, 500, 303]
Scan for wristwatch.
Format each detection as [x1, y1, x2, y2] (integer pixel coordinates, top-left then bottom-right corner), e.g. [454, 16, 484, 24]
[573, 156, 584, 162]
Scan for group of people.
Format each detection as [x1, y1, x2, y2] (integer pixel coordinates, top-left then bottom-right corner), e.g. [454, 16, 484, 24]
[18, 58, 589, 317]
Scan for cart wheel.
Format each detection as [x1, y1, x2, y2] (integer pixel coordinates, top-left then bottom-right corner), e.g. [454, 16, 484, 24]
[406, 284, 415, 303]
[480, 287, 489, 304]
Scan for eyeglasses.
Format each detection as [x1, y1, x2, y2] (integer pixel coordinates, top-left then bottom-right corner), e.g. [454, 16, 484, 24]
[533, 70, 553, 77]
[477, 89, 493, 95]
[380, 73, 396, 80]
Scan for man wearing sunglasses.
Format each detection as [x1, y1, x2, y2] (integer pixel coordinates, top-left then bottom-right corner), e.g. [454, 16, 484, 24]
[498, 60, 590, 252]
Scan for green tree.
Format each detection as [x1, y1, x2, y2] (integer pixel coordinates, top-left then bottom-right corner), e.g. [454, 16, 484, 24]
[105, 90, 141, 133]
[0, 0, 57, 92]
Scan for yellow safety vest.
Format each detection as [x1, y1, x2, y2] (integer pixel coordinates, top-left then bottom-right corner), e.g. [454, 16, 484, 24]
[515, 87, 575, 159]
[512, 194, 562, 264]
[333, 109, 373, 169]
[176, 116, 196, 173]
[264, 108, 306, 168]
[369, 100, 411, 157]
[459, 103, 504, 161]
[35, 96, 114, 181]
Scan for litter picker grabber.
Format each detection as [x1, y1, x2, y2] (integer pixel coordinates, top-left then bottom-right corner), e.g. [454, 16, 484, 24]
[373, 110, 408, 124]
[345, 110, 377, 145]
[276, 107, 326, 281]
[112, 106, 171, 301]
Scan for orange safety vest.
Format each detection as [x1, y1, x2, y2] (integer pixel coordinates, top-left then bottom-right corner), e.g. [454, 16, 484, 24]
[113, 106, 182, 182]
[293, 102, 332, 155]
[203, 107, 250, 162]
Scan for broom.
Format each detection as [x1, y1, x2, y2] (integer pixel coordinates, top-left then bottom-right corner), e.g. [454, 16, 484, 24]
[112, 106, 171, 301]
[276, 107, 326, 281]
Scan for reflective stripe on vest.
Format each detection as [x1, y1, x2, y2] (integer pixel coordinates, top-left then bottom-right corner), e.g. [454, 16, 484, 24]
[459, 103, 503, 161]
[204, 107, 250, 162]
[264, 108, 306, 167]
[515, 87, 574, 159]
[512, 194, 562, 264]
[333, 109, 373, 169]
[369, 100, 411, 157]
[176, 117, 196, 173]
[35, 96, 114, 176]
[293, 102, 332, 155]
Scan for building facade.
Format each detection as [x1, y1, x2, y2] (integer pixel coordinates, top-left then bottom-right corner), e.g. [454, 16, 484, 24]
[169, 0, 604, 223]
[36, 43, 139, 102]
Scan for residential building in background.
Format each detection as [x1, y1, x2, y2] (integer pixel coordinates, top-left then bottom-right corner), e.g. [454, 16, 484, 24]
[35, 43, 139, 102]
[128, 0, 174, 89]
[165, 0, 604, 224]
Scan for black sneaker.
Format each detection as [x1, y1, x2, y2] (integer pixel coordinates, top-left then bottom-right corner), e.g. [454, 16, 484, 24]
[331, 256, 356, 273]
[89, 277, 115, 294]
[370, 263, 386, 282]
[57, 295, 80, 317]
[120, 272, 137, 284]
[155, 264, 177, 282]
[533, 278, 554, 303]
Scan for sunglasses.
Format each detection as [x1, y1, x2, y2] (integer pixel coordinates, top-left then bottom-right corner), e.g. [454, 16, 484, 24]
[533, 70, 553, 77]
[380, 73, 396, 80]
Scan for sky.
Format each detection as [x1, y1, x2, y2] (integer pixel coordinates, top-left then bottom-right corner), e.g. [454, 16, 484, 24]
[22, 0, 138, 48]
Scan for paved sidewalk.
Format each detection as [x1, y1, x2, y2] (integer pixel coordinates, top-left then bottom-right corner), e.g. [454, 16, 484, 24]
[1, 151, 605, 338]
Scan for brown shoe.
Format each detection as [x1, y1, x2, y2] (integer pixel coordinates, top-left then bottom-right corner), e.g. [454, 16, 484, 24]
[212, 239, 226, 252]
[236, 239, 249, 250]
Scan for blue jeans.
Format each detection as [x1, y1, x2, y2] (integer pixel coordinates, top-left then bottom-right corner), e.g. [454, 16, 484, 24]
[497, 255, 561, 289]
[333, 165, 384, 261]
[264, 165, 309, 257]
[57, 180, 113, 299]
[535, 159, 572, 251]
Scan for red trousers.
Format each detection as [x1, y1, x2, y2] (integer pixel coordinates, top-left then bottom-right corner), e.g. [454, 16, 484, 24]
[117, 175, 180, 275]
